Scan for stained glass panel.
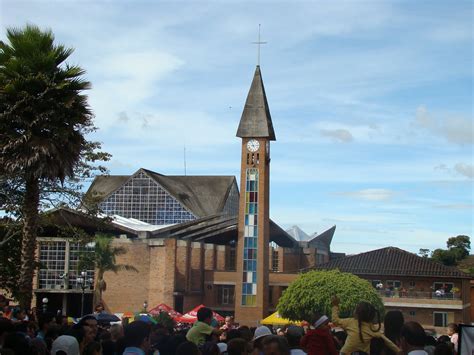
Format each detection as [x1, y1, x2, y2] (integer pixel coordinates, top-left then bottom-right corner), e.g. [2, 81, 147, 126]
[242, 168, 258, 306]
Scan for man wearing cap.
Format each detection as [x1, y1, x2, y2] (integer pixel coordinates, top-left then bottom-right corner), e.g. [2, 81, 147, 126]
[252, 325, 272, 355]
[51, 335, 80, 355]
[300, 316, 338, 355]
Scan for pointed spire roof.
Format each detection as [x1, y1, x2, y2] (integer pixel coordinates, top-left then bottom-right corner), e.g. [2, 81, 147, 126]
[236, 66, 276, 140]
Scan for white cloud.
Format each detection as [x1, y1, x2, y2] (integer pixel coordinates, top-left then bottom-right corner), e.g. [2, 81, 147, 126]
[320, 128, 353, 143]
[335, 188, 395, 201]
[415, 105, 473, 145]
[434, 163, 474, 179]
[454, 163, 473, 179]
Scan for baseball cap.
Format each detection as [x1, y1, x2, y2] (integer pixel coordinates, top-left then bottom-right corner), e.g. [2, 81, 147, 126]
[314, 315, 329, 328]
[51, 335, 80, 355]
[253, 325, 272, 341]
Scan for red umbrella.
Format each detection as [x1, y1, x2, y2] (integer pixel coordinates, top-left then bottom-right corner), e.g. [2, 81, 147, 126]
[148, 303, 182, 319]
[176, 304, 225, 324]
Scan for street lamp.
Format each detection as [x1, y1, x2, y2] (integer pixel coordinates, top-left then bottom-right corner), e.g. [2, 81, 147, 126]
[42, 297, 48, 314]
[76, 270, 93, 317]
[143, 300, 148, 313]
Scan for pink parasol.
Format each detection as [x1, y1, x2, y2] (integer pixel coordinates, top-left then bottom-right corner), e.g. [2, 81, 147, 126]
[176, 304, 225, 324]
[148, 303, 182, 319]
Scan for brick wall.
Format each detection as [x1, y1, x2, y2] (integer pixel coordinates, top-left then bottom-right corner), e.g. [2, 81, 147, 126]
[102, 238, 150, 313]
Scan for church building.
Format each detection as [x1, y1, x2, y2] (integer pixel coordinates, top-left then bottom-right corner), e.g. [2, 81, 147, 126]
[35, 65, 336, 321]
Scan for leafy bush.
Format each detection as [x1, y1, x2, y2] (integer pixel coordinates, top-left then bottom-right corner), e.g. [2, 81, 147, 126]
[277, 269, 384, 323]
[152, 311, 175, 330]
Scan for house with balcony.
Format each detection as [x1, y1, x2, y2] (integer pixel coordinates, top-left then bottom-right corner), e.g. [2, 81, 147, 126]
[316, 247, 471, 333]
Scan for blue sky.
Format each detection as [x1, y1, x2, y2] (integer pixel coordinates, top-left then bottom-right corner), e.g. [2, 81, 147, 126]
[1, 0, 472, 254]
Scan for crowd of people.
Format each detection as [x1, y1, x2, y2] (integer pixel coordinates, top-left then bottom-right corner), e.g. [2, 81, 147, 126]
[0, 295, 461, 355]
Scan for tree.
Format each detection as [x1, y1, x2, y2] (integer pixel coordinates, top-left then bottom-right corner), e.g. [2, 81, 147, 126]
[418, 248, 430, 258]
[447, 235, 470, 260]
[431, 249, 456, 266]
[79, 234, 138, 307]
[431, 235, 471, 266]
[0, 24, 110, 308]
[152, 312, 175, 331]
[277, 269, 384, 323]
[0, 219, 23, 300]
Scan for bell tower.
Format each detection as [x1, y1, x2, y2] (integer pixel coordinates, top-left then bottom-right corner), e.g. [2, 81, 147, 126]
[234, 65, 276, 325]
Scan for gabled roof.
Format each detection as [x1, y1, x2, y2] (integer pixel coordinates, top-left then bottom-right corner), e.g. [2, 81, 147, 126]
[316, 246, 470, 279]
[308, 225, 336, 249]
[236, 66, 276, 140]
[286, 225, 310, 242]
[85, 169, 237, 218]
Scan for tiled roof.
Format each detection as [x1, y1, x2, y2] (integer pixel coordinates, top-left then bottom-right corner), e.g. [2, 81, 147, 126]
[316, 246, 470, 279]
[236, 66, 276, 140]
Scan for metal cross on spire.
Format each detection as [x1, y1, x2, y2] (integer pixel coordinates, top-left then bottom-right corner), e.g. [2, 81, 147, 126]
[252, 24, 267, 66]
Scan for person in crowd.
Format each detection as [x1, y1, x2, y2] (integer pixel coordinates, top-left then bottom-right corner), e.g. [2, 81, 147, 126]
[51, 335, 80, 355]
[238, 326, 253, 343]
[78, 315, 99, 340]
[221, 316, 236, 331]
[186, 307, 221, 347]
[332, 329, 347, 351]
[0, 296, 12, 319]
[228, 338, 251, 355]
[331, 296, 400, 355]
[424, 336, 437, 355]
[11, 308, 27, 323]
[262, 335, 290, 355]
[83, 340, 102, 355]
[0, 317, 13, 349]
[94, 304, 105, 315]
[285, 325, 306, 355]
[30, 337, 49, 355]
[384, 310, 404, 345]
[301, 315, 337, 355]
[201, 341, 220, 355]
[36, 313, 56, 342]
[2, 330, 32, 355]
[399, 321, 428, 355]
[446, 323, 458, 353]
[434, 343, 454, 355]
[176, 340, 201, 355]
[252, 326, 273, 355]
[122, 320, 151, 355]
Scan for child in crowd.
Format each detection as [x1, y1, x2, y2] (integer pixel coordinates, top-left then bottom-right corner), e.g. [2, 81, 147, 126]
[300, 314, 338, 355]
[446, 323, 458, 354]
[331, 295, 400, 355]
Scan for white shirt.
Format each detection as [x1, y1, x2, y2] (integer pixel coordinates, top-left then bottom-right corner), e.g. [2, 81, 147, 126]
[408, 350, 428, 355]
[290, 349, 307, 355]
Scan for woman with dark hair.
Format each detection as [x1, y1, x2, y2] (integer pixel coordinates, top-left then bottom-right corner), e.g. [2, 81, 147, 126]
[384, 310, 404, 345]
[331, 296, 400, 355]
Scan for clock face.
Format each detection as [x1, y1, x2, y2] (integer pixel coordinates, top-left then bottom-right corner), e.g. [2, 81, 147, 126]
[247, 139, 260, 152]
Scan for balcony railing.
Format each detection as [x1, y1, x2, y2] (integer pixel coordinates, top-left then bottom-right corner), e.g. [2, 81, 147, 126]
[377, 290, 461, 300]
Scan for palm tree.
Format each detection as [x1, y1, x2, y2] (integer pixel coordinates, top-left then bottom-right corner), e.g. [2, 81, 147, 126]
[80, 234, 138, 307]
[0, 25, 94, 308]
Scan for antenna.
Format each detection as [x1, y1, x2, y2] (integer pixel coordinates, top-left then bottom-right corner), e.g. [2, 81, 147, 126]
[184, 145, 187, 176]
[252, 24, 267, 66]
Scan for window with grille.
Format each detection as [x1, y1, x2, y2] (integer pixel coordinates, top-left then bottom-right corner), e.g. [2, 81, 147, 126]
[38, 241, 95, 290]
[99, 171, 195, 225]
[217, 285, 235, 305]
[272, 247, 279, 272]
[433, 312, 448, 327]
[387, 280, 401, 289]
